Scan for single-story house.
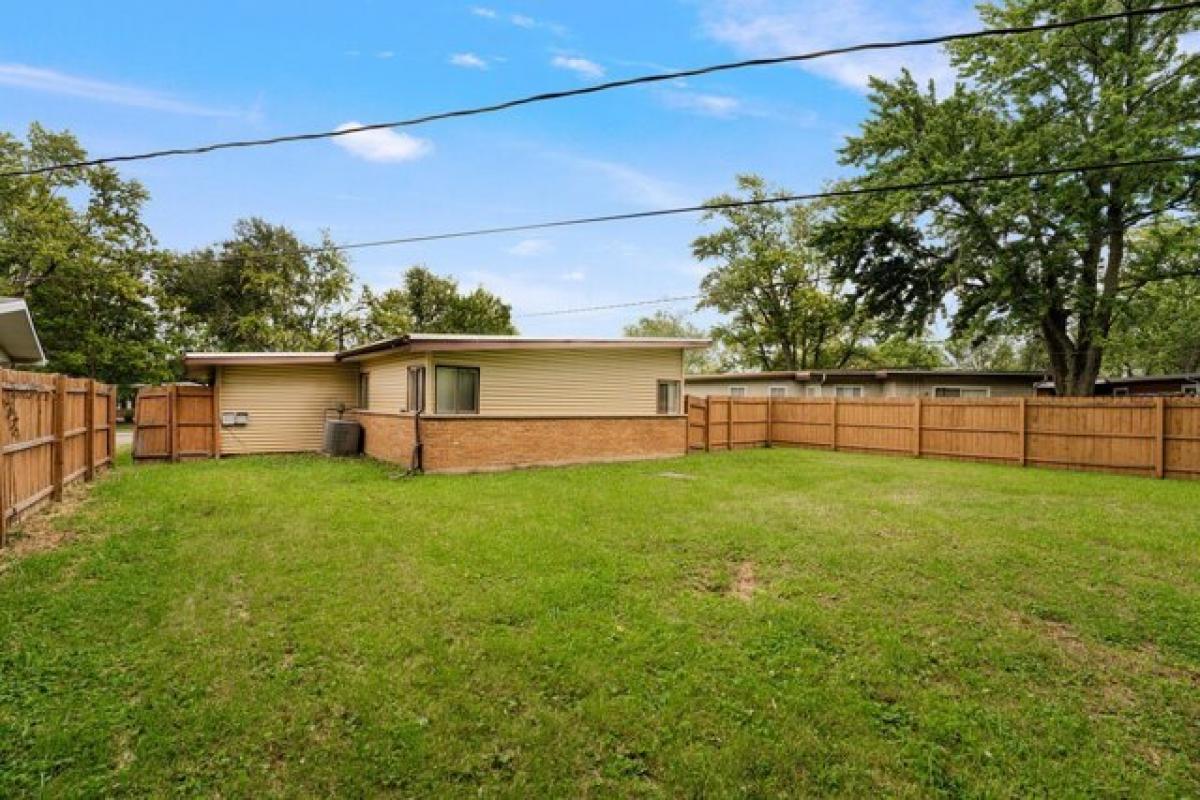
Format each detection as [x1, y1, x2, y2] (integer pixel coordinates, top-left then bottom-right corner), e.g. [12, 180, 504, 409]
[685, 368, 1045, 399]
[0, 297, 45, 367]
[183, 333, 710, 473]
[1036, 374, 1200, 397]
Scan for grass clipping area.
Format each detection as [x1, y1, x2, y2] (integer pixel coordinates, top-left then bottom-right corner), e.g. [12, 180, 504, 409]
[1, 450, 1197, 796]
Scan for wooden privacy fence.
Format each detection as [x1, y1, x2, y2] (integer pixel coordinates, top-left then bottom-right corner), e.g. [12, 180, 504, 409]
[133, 385, 217, 461]
[0, 369, 117, 546]
[687, 395, 1200, 481]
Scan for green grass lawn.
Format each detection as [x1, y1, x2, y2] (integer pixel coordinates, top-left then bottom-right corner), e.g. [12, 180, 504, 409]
[1, 450, 1198, 797]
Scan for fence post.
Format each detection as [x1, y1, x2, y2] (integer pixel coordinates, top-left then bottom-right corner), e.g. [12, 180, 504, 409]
[702, 397, 710, 452]
[1018, 397, 1028, 467]
[107, 387, 116, 466]
[766, 396, 774, 448]
[52, 374, 66, 502]
[84, 379, 96, 482]
[0, 376, 8, 547]
[726, 397, 734, 451]
[912, 396, 922, 457]
[1154, 397, 1166, 479]
[830, 397, 839, 451]
[168, 384, 180, 463]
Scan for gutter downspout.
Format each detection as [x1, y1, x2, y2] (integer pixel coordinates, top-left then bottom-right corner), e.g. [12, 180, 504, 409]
[410, 409, 424, 474]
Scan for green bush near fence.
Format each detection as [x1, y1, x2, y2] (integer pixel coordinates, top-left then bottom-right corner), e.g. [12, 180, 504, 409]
[1, 451, 1197, 796]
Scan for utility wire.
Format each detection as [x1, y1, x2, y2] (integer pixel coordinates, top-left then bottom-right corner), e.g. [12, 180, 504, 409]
[516, 294, 703, 318]
[4, 2, 1198, 178]
[225, 152, 1199, 257]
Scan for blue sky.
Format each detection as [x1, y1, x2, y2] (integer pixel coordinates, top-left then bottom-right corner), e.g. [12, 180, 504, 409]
[2, 0, 979, 336]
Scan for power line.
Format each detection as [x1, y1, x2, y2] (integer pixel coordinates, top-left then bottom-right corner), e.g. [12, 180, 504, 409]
[516, 294, 702, 318]
[5, 2, 1198, 179]
[258, 152, 1198, 256]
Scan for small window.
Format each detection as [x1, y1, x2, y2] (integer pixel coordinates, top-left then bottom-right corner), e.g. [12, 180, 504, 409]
[730, 386, 747, 398]
[834, 386, 864, 398]
[435, 366, 479, 414]
[358, 373, 370, 408]
[804, 384, 822, 397]
[934, 386, 990, 399]
[1113, 387, 1130, 398]
[407, 366, 426, 412]
[769, 386, 787, 399]
[1184, 383, 1199, 397]
[657, 380, 681, 414]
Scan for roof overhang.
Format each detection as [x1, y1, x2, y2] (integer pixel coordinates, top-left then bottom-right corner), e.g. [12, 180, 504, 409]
[688, 369, 1045, 382]
[338, 334, 713, 362]
[0, 297, 46, 365]
[184, 352, 341, 368]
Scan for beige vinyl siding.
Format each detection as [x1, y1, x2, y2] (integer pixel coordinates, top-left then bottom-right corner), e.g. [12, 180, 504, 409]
[360, 353, 427, 412]
[218, 364, 358, 454]
[429, 348, 684, 416]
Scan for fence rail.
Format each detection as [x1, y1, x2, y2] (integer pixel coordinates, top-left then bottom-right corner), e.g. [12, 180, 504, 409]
[0, 369, 117, 546]
[687, 395, 1200, 480]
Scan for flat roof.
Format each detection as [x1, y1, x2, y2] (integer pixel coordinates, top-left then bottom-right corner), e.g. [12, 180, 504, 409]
[687, 368, 1045, 381]
[184, 352, 341, 367]
[1035, 373, 1200, 388]
[338, 333, 712, 360]
[0, 297, 45, 365]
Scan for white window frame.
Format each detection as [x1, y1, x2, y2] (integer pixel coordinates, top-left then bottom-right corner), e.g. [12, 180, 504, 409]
[729, 386, 747, 398]
[933, 386, 991, 399]
[1112, 387, 1131, 398]
[804, 384, 823, 397]
[657, 380, 682, 415]
[833, 385, 864, 398]
[769, 386, 788, 399]
[1182, 383, 1198, 397]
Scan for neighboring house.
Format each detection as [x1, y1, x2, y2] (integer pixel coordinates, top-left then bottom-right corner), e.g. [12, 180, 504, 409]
[685, 369, 1045, 399]
[183, 333, 709, 472]
[1036, 374, 1200, 397]
[0, 297, 46, 367]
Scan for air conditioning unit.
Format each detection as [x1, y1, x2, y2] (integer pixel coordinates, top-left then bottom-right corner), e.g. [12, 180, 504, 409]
[323, 418, 362, 456]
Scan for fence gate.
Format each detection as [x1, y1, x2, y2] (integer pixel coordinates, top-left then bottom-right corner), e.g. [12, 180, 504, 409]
[133, 385, 218, 461]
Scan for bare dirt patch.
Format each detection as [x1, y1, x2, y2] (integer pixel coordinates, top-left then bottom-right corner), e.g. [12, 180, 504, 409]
[730, 562, 757, 601]
[0, 481, 95, 571]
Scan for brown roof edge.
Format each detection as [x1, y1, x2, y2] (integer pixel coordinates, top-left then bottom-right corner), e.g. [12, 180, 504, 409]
[688, 368, 1046, 381]
[337, 334, 713, 361]
[183, 352, 342, 367]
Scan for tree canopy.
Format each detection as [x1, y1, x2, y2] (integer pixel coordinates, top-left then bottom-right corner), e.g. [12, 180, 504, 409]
[623, 310, 721, 373]
[818, 0, 1200, 394]
[352, 266, 517, 344]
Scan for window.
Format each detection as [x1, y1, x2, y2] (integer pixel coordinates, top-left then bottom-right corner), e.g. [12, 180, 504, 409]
[804, 384, 822, 397]
[834, 386, 864, 398]
[730, 386, 747, 398]
[769, 386, 787, 399]
[657, 380, 681, 414]
[406, 366, 426, 412]
[1113, 387, 1130, 398]
[358, 373, 370, 408]
[1184, 383, 1199, 397]
[934, 386, 991, 399]
[435, 366, 479, 414]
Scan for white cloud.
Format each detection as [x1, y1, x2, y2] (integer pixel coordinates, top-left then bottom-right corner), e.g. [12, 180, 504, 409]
[551, 55, 606, 80]
[697, 0, 975, 92]
[332, 121, 433, 163]
[0, 63, 239, 117]
[507, 238, 554, 257]
[561, 270, 587, 282]
[553, 153, 689, 208]
[471, 6, 498, 18]
[449, 52, 489, 70]
[376, 50, 395, 59]
[661, 90, 742, 118]
[463, 269, 584, 316]
[510, 13, 536, 28]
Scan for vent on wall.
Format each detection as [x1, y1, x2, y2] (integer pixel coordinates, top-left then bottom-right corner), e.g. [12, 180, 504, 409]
[221, 411, 250, 427]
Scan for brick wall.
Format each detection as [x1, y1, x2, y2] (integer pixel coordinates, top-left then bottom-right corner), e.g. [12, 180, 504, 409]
[418, 415, 688, 473]
[357, 411, 416, 467]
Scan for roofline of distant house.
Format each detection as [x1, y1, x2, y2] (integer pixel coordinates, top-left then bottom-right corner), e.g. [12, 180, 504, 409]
[687, 368, 1047, 382]
[1034, 373, 1200, 388]
[336, 334, 713, 361]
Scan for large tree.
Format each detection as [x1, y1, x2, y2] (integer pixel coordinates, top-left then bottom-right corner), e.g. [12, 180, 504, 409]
[158, 218, 355, 352]
[694, 175, 874, 370]
[818, 1, 1199, 395]
[354, 266, 516, 343]
[0, 124, 171, 384]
